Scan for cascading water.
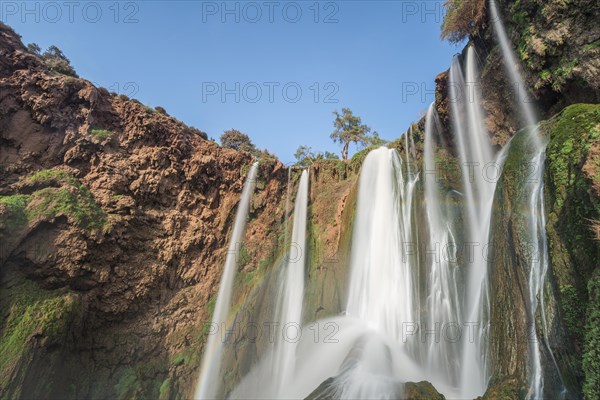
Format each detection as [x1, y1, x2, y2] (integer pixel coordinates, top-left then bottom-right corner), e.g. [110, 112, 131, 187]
[335, 147, 421, 399]
[272, 169, 309, 397]
[489, 0, 537, 129]
[422, 104, 463, 391]
[207, 5, 566, 399]
[403, 127, 420, 338]
[526, 145, 565, 400]
[489, 1, 563, 397]
[283, 166, 292, 249]
[346, 147, 415, 339]
[229, 170, 309, 399]
[525, 148, 548, 400]
[448, 47, 499, 397]
[234, 149, 425, 400]
[195, 162, 258, 400]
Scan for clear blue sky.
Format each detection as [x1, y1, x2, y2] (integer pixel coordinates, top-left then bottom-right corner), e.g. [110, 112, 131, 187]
[2, 1, 462, 164]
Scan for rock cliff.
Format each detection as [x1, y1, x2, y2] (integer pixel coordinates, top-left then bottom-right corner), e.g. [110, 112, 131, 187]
[0, 21, 289, 399]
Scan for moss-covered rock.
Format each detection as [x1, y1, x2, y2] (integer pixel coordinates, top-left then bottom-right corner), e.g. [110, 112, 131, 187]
[0, 169, 109, 237]
[543, 104, 600, 291]
[582, 274, 600, 400]
[403, 381, 446, 399]
[486, 104, 599, 398]
[479, 376, 524, 400]
[0, 194, 30, 232]
[304, 377, 445, 400]
[542, 103, 600, 397]
[0, 272, 81, 398]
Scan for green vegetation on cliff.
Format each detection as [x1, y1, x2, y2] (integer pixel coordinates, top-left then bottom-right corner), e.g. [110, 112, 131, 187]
[220, 129, 257, 154]
[543, 104, 600, 323]
[504, 0, 600, 96]
[113, 357, 167, 400]
[27, 43, 78, 77]
[0, 169, 108, 235]
[542, 104, 600, 398]
[487, 126, 539, 389]
[0, 194, 29, 231]
[0, 274, 78, 395]
[583, 275, 600, 399]
[90, 127, 113, 142]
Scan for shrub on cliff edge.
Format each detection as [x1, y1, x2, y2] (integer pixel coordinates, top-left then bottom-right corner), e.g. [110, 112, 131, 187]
[441, 0, 486, 43]
[220, 129, 258, 155]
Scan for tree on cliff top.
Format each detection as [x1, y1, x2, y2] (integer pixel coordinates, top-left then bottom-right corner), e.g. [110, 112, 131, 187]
[294, 146, 316, 166]
[27, 43, 41, 54]
[368, 131, 388, 147]
[330, 108, 372, 162]
[220, 129, 257, 154]
[27, 43, 78, 77]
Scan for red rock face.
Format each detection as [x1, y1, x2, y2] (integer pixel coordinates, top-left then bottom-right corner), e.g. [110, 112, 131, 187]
[0, 22, 289, 399]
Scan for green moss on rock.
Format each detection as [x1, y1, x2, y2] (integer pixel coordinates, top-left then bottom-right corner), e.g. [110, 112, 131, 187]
[158, 378, 172, 400]
[542, 103, 600, 397]
[0, 275, 78, 394]
[0, 169, 109, 235]
[115, 367, 142, 400]
[404, 381, 445, 399]
[0, 194, 30, 231]
[479, 376, 524, 400]
[543, 103, 600, 332]
[89, 127, 113, 143]
[583, 274, 600, 400]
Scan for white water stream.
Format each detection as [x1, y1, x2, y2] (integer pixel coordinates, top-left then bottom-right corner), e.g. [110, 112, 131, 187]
[195, 162, 258, 400]
[489, 1, 562, 397]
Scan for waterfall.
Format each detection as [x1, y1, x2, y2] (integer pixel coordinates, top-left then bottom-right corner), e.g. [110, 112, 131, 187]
[228, 170, 309, 399]
[489, 1, 563, 397]
[489, 0, 537, 129]
[195, 162, 259, 400]
[283, 167, 292, 249]
[272, 169, 309, 397]
[346, 147, 415, 339]
[403, 127, 420, 340]
[422, 104, 463, 390]
[526, 145, 565, 400]
[204, 5, 566, 398]
[448, 47, 498, 397]
[526, 148, 548, 400]
[334, 147, 420, 399]
[232, 150, 423, 400]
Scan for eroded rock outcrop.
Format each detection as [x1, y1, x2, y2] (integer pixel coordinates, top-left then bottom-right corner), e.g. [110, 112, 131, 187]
[0, 21, 288, 399]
